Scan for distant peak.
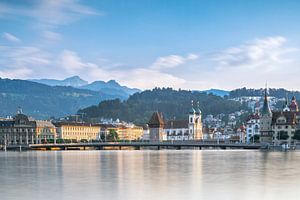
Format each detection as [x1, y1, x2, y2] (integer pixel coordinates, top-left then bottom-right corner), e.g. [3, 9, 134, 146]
[64, 76, 84, 81]
[107, 80, 119, 86]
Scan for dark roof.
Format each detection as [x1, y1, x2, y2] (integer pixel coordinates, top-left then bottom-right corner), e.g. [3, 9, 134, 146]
[246, 113, 260, 121]
[148, 112, 164, 128]
[53, 122, 101, 127]
[164, 120, 189, 129]
[272, 111, 296, 125]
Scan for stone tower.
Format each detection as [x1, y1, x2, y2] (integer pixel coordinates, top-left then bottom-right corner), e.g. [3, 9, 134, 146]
[259, 87, 273, 144]
[148, 112, 164, 142]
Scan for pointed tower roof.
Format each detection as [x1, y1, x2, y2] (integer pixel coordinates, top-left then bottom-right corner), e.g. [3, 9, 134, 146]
[289, 96, 299, 112]
[283, 94, 290, 112]
[261, 87, 272, 116]
[189, 100, 196, 114]
[195, 101, 202, 115]
[148, 112, 164, 128]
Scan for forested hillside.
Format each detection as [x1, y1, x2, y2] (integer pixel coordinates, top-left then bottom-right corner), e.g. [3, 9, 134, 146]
[0, 78, 125, 119]
[79, 88, 246, 124]
[229, 87, 300, 99]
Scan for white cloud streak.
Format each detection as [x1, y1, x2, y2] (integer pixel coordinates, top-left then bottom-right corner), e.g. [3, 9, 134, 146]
[151, 53, 198, 69]
[213, 36, 297, 72]
[2, 32, 21, 43]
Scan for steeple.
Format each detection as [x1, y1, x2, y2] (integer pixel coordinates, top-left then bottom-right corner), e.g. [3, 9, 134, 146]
[189, 100, 196, 114]
[289, 95, 299, 112]
[195, 101, 202, 115]
[283, 94, 290, 112]
[261, 86, 272, 116]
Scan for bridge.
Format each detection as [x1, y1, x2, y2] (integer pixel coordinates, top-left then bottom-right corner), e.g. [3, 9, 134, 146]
[3, 141, 262, 151]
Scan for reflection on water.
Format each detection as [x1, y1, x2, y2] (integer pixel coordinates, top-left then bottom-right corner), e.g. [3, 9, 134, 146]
[1, 150, 300, 200]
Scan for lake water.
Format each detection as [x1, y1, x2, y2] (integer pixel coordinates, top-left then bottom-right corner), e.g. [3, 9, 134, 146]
[0, 150, 300, 200]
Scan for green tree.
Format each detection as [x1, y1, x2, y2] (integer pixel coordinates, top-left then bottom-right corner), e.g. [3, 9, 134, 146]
[277, 131, 289, 140]
[292, 130, 300, 140]
[107, 129, 119, 141]
[249, 135, 260, 143]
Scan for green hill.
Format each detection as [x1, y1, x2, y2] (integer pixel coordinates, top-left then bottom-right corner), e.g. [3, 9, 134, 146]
[79, 88, 245, 124]
[0, 78, 126, 119]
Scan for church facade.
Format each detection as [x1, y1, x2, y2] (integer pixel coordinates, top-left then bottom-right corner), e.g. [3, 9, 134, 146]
[260, 89, 300, 145]
[148, 103, 203, 141]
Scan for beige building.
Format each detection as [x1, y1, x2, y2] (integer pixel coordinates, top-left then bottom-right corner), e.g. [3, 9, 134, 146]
[36, 120, 56, 143]
[54, 122, 101, 141]
[117, 125, 143, 141]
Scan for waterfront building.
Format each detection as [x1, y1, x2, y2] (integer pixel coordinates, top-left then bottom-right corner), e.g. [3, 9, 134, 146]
[257, 88, 300, 145]
[164, 104, 203, 140]
[246, 113, 260, 143]
[116, 125, 143, 141]
[54, 122, 101, 142]
[36, 120, 57, 143]
[148, 112, 165, 142]
[0, 113, 37, 145]
[148, 103, 203, 141]
[259, 88, 273, 144]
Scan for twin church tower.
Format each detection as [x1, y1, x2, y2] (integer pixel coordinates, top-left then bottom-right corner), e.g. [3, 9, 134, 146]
[148, 101, 203, 142]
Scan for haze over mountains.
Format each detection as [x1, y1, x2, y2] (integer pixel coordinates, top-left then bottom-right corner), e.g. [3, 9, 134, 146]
[1, 75, 299, 120]
[0, 77, 141, 119]
[29, 76, 140, 96]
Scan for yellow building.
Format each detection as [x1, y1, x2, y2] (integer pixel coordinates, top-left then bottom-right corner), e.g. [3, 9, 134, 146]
[36, 120, 57, 143]
[117, 125, 143, 141]
[54, 122, 101, 142]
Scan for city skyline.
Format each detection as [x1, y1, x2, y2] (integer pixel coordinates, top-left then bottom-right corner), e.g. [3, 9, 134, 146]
[1, 0, 300, 90]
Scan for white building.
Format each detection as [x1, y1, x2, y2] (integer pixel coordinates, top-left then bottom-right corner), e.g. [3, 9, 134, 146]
[164, 105, 203, 140]
[246, 113, 260, 143]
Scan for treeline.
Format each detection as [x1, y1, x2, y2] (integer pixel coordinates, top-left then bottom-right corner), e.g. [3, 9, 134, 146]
[229, 87, 300, 99]
[79, 88, 246, 124]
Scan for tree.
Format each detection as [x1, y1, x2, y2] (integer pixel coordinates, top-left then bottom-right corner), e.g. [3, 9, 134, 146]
[292, 130, 300, 140]
[107, 129, 119, 141]
[277, 131, 289, 140]
[249, 135, 260, 143]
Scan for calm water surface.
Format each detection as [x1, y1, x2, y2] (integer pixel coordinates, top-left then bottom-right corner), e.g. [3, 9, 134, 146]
[0, 150, 300, 200]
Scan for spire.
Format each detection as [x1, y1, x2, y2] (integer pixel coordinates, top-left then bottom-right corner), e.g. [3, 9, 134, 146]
[289, 95, 299, 112]
[189, 100, 195, 114]
[283, 93, 290, 112]
[195, 101, 202, 115]
[261, 85, 272, 116]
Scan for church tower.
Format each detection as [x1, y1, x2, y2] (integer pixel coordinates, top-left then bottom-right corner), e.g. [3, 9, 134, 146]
[194, 102, 203, 140]
[188, 101, 203, 140]
[148, 112, 165, 142]
[259, 87, 273, 144]
[289, 96, 299, 112]
[188, 101, 196, 140]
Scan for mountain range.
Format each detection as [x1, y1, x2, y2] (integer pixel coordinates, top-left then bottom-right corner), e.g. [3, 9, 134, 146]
[0, 77, 140, 119]
[29, 76, 140, 98]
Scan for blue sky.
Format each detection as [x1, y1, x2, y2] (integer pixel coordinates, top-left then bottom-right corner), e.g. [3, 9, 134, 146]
[1, 0, 300, 90]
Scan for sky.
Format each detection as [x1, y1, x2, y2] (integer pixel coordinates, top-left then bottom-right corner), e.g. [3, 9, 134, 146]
[1, 0, 300, 90]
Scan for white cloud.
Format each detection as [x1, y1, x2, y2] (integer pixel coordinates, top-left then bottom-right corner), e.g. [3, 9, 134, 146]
[213, 36, 297, 72]
[151, 53, 198, 69]
[2, 32, 21, 43]
[58, 50, 186, 89]
[0, 45, 51, 79]
[0, 68, 32, 79]
[0, 0, 101, 27]
[43, 31, 62, 41]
